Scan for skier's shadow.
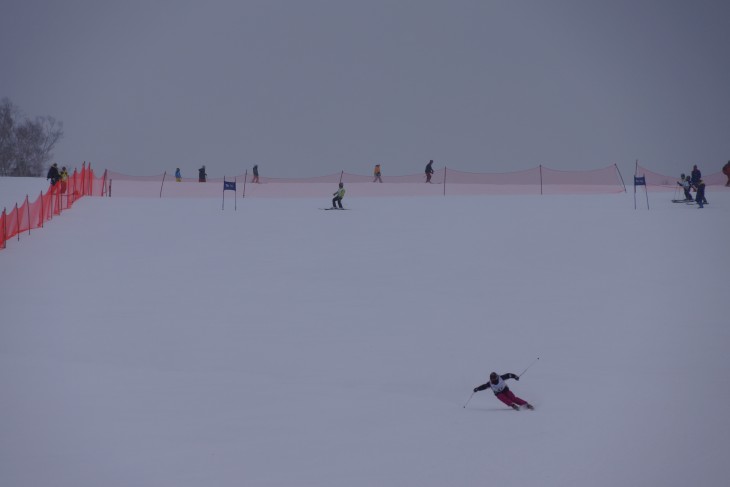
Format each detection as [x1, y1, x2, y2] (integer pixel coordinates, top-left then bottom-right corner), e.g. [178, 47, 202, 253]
[465, 407, 516, 413]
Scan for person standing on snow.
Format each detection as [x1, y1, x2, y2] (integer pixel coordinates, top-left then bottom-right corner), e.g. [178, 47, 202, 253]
[198, 165, 207, 182]
[694, 178, 707, 208]
[331, 182, 346, 209]
[59, 166, 69, 193]
[690, 165, 702, 185]
[252, 164, 260, 183]
[425, 160, 434, 183]
[373, 164, 383, 183]
[722, 161, 730, 187]
[175, 168, 182, 182]
[47, 163, 60, 186]
[473, 372, 534, 410]
[677, 174, 693, 201]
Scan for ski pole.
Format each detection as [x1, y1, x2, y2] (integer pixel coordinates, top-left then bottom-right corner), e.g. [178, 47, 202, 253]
[518, 357, 540, 378]
[463, 391, 475, 408]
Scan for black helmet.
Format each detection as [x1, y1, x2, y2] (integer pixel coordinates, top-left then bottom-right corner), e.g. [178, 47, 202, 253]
[680, 173, 685, 179]
[489, 372, 499, 381]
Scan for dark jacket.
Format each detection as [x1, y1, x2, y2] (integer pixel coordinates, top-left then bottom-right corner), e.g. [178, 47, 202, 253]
[474, 373, 519, 395]
[425, 161, 434, 174]
[47, 166, 60, 185]
[691, 168, 701, 184]
[695, 181, 706, 200]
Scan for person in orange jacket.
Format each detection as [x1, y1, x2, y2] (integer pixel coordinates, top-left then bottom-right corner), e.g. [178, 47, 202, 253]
[373, 164, 382, 183]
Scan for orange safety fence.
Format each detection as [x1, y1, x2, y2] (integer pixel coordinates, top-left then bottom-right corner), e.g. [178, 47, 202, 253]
[1, 163, 107, 250]
[106, 164, 628, 198]
[635, 163, 727, 189]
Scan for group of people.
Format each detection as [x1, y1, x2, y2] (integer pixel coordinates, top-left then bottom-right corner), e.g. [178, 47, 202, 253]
[677, 164, 708, 208]
[170, 160, 441, 186]
[174, 165, 260, 183]
[46, 163, 69, 193]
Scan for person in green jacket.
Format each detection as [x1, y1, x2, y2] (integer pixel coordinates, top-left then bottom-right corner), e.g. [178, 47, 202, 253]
[331, 182, 346, 209]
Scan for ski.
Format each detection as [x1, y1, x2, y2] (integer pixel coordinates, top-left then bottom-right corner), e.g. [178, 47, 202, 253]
[319, 208, 349, 210]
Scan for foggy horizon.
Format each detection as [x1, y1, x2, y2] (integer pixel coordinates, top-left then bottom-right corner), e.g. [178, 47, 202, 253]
[2, 0, 728, 179]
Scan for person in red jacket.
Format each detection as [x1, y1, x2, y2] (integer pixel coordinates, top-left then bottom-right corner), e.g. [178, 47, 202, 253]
[473, 372, 534, 410]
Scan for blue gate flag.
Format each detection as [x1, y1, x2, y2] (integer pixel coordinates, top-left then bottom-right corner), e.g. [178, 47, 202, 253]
[634, 176, 646, 186]
[224, 180, 236, 191]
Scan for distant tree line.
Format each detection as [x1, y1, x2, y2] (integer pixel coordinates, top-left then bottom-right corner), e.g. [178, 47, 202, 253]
[0, 98, 64, 177]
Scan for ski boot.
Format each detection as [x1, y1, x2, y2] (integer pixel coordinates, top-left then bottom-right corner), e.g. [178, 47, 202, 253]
[510, 404, 520, 411]
[525, 403, 534, 410]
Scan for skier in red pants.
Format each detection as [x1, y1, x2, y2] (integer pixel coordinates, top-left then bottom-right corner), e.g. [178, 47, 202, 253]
[473, 372, 534, 410]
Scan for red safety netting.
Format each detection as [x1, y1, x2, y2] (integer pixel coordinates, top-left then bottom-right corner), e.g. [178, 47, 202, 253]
[106, 165, 625, 198]
[1, 163, 106, 250]
[635, 163, 727, 189]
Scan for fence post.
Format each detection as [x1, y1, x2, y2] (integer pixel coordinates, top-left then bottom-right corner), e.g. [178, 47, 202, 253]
[2, 207, 6, 249]
[39, 191, 44, 228]
[15, 203, 20, 241]
[81, 162, 86, 196]
[539, 165, 543, 195]
[443, 166, 447, 196]
[242, 169, 248, 198]
[160, 171, 167, 198]
[615, 163, 626, 192]
[25, 195, 31, 235]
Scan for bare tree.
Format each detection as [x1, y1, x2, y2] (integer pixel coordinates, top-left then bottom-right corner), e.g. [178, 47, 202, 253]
[0, 98, 63, 177]
[0, 98, 17, 176]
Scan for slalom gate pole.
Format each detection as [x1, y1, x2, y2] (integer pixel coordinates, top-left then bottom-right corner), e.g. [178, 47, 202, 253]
[242, 169, 247, 198]
[234, 177, 237, 211]
[539, 164, 543, 195]
[463, 391, 475, 408]
[517, 357, 540, 378]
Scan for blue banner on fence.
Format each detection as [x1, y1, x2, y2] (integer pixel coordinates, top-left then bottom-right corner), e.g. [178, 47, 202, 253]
[223, 181, 236, 191]
[634, 176, 646, 186]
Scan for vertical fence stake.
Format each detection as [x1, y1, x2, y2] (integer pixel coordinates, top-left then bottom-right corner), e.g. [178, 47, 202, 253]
[15, 203, 20, 241]
[25, 195, 31, 235]
[242, 169, 248, 198]
[443, 166, 447, 196]
[615, 163, 626, 192]
[160, 171, 167, 198]
[539, 164, 543, 195]
[2, 207, 6, 249]
[40, 191, 44, 228]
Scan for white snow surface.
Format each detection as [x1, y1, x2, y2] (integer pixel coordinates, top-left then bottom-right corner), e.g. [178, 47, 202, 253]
[1, 177, 729, 487]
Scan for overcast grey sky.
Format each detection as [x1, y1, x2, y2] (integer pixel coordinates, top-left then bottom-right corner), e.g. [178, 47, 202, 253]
[2, 0, 728, 178]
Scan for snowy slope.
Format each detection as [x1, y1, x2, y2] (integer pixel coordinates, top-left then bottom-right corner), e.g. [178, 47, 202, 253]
[1, 183, 729, 487]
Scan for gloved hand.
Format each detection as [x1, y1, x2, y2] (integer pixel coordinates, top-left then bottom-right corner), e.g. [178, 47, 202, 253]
[473, 387, 478, 393]
[515, 376, 520, 381]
